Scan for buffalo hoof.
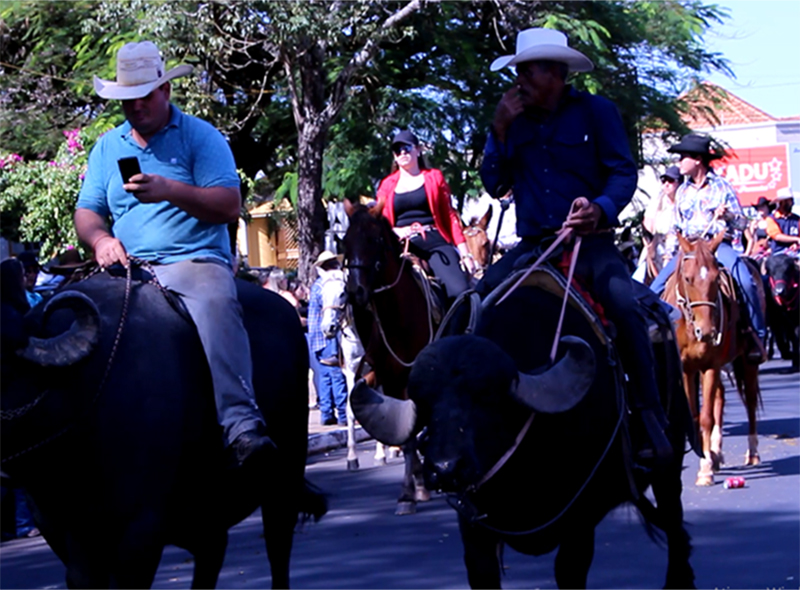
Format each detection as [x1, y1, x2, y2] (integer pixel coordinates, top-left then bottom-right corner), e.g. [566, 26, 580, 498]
[347, 458, 360, 471]
[415, 486, 431, 502]
[745, 451, 761, 466]
[395, 501, 417, 516]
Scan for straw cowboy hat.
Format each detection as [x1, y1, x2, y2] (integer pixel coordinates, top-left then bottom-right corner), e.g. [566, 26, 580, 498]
[775, 187, 797, 201]
[314, 251, 343, 267]
[490, 28, 594, 73]
[93, 41, 193, 100]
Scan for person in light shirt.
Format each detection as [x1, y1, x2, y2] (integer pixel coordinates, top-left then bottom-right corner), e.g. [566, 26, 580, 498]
[649, 133, 766, 362]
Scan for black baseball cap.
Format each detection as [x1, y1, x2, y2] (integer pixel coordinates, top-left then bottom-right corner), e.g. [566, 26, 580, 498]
[659, 165, 681, 183]
[391, 130, 419, 149]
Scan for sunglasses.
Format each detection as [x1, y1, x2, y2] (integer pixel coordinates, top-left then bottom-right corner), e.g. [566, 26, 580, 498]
[392, 144, 414, 156]
[662, 178, 678, 184]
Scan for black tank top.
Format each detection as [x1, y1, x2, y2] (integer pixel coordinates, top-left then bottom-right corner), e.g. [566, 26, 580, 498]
[394, 185, 434, 228]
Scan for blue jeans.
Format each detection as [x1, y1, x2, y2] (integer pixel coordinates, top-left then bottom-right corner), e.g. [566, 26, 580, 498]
[314, 338, 348, 422]
[650, 241, 766, 340]
[153, 258, 264, 446]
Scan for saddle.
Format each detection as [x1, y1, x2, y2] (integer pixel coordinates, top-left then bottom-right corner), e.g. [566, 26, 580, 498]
[404, 256, 445, 327]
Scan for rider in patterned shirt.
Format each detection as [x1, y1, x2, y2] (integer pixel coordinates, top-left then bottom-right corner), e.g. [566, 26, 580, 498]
[650, 134, 767, 362]
[671, 167, 744, 242]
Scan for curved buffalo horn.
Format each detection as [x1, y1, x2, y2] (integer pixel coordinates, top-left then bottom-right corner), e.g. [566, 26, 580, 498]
[350, 379, 417, 446]
[510, 336, 596, 414]
[19, 291, 101, 367]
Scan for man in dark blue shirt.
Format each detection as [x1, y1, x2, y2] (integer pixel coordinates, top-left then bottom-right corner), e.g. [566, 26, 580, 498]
[480, 28, 671, 463]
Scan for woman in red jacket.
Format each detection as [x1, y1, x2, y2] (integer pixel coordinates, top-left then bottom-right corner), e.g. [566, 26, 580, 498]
[376, 130, 475, 300]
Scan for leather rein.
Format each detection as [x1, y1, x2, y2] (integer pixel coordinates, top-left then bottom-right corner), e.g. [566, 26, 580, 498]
[347, 236, 436, 368]
[673, 252, 724, 346]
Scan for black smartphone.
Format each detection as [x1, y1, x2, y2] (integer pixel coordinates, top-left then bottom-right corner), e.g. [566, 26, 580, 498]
[117, 157, 142, 184]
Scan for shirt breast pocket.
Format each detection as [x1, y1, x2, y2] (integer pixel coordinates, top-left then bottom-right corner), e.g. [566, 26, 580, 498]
[552, 128, 593, 169]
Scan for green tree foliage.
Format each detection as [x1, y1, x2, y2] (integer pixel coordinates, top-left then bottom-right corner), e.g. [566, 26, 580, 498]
[1, 0, 732, 282]
[0, 127, 108, 259]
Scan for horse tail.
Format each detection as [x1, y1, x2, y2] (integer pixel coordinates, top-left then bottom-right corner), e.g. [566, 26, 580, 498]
[732, 356, 763, 412]
[631, 496, 668, 548]
[298, 479, 328, 524]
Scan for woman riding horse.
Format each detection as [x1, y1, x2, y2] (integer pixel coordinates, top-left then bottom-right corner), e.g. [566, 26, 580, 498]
[375, 130, 475, 304]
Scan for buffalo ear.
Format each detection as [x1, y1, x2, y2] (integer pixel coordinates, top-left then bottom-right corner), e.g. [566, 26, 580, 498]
[510, 336, 595, 414]
[350, 379, 417, 446]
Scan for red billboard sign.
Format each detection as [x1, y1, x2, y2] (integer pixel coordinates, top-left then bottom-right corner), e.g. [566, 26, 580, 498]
[712, 144, 790, 205]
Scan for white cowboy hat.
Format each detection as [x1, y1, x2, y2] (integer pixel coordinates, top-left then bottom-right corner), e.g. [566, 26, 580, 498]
[775, 187, 797, 200]
[93, 41, 193, 100]
[490, 28, 594, 73]
[314, 251, 343, 267]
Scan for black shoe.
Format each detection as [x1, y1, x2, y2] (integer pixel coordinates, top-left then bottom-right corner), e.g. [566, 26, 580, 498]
[232, 430, 276, 468]
[637, 408, 673, 465]
[321, 416, 337, 426]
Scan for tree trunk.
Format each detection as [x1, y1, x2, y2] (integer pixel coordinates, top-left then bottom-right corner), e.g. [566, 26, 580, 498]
[296, 117, 328, 286]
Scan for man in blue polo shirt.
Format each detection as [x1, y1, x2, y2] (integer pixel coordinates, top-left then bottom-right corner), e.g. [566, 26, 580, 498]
[480, 28, 671, 463]
[75, 41, 273, 468]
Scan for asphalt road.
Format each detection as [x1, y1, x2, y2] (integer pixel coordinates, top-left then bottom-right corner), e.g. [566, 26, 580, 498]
[1, 358, 798, 589]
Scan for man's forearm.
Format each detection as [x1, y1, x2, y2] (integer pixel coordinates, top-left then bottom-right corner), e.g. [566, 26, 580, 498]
[74, 208, 112, 249]
[162, 181, 241, 223]
[481, 130, 511, 200]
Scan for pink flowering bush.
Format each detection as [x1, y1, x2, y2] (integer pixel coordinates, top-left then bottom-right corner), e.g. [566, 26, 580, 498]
[0, 128, 99, 259]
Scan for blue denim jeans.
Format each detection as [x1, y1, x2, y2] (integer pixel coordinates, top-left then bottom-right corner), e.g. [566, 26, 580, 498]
[650, 241, 766, 340]
[153, 258, 264, 446]
[315, 338, 348, 422]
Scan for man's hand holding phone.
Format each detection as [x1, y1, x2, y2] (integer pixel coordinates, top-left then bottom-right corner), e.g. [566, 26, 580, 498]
[118, 157, 170, 204]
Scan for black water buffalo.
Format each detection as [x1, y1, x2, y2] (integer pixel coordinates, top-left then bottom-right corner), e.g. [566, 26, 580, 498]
[352, 278, 695, 589]
[1, 269, 325, 588]
[765, 254, 799, 371]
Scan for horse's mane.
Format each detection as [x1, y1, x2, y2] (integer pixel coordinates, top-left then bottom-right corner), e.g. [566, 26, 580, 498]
[348, 204, 404, 260]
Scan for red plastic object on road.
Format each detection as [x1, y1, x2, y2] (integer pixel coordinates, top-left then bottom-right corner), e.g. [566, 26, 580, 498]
[723, 476, 746, 489]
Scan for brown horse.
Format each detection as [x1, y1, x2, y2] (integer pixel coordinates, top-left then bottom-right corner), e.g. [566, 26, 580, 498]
[462, 205, 493, 275]
[342, 199, 438, 514]
[662, 232, 762, 486]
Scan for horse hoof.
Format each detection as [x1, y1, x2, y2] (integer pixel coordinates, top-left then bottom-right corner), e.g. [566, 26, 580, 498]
[695, 474, 714, 486]
[745, 452, 761, 466]
[347, 458, 360, 471]
[710, 452, 725, 472]
[415, 487, 431, 502]
[395, 501, 416, 516]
